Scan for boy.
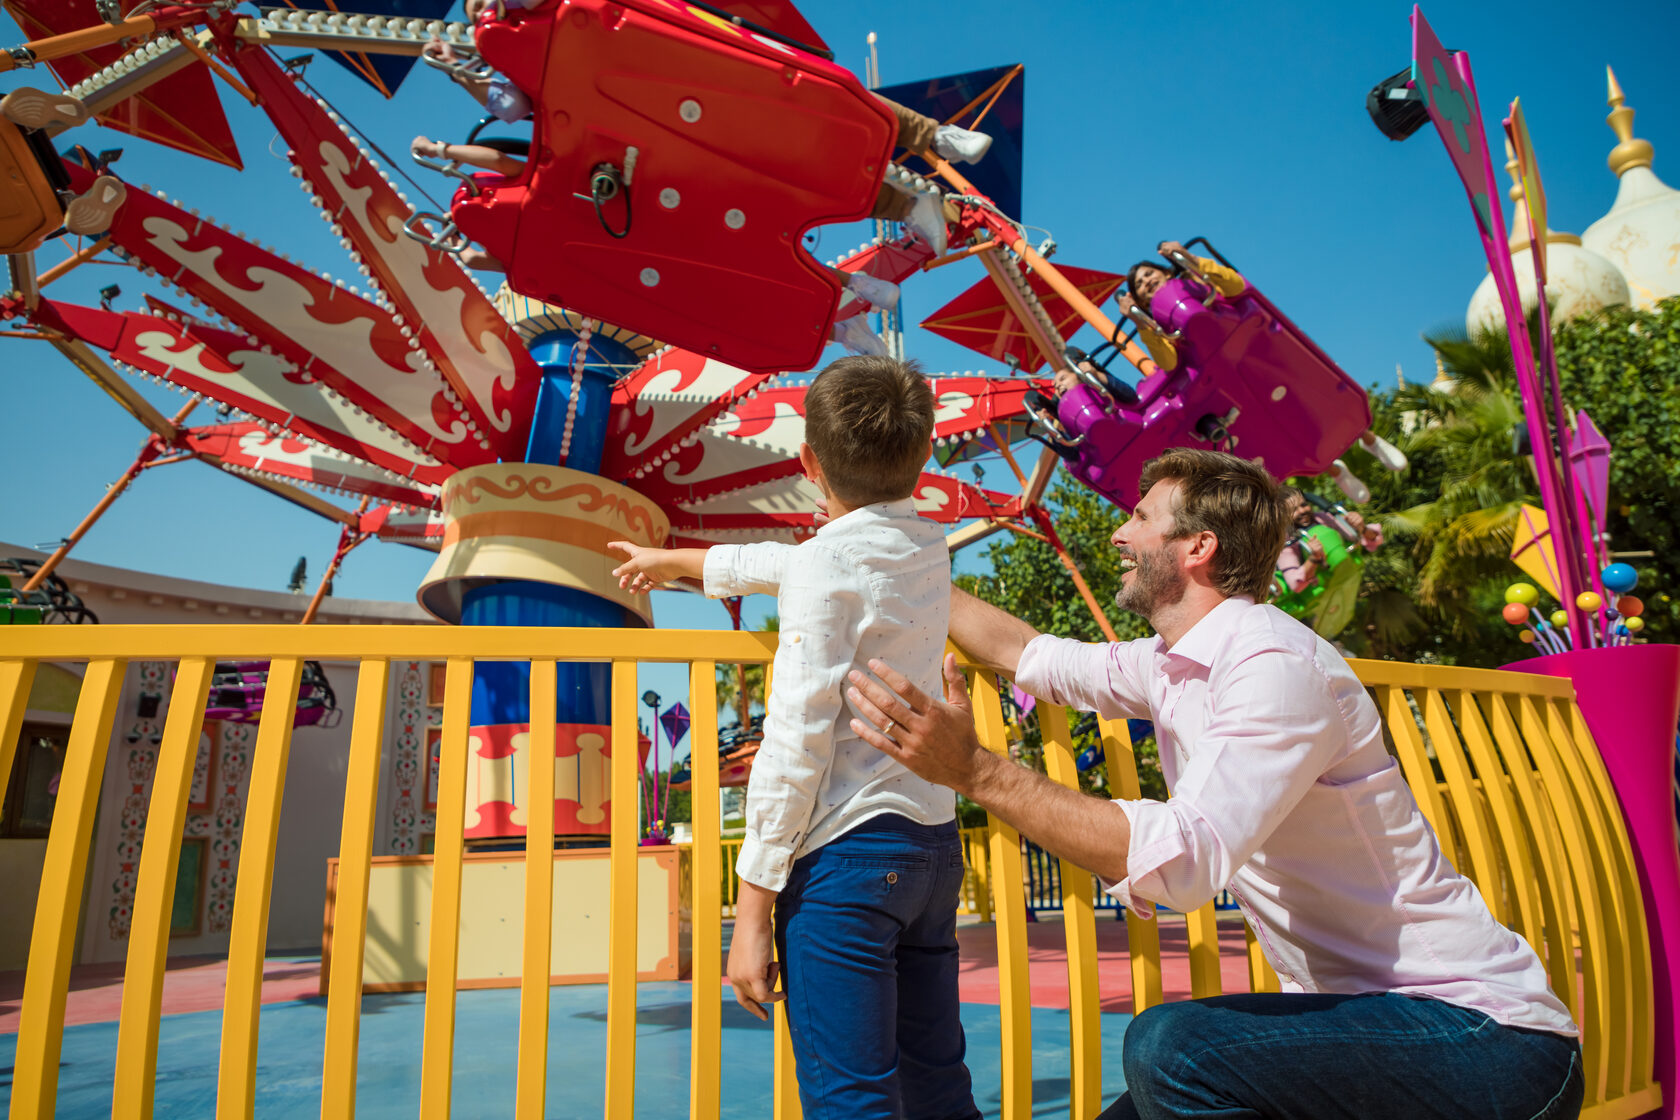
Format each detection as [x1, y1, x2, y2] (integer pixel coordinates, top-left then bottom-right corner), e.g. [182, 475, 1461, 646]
[608, 355, 979, 1120]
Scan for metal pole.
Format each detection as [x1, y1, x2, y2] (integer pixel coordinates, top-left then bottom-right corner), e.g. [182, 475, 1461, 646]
[19, 396, 198, 593]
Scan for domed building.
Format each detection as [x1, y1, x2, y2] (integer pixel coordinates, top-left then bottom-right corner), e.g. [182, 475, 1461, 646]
[1468, 68, 1675, 334]
[1581, 69, 1680, 307]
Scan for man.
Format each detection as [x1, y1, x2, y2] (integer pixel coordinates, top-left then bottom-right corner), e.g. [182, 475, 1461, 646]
[843, 448, 1582, 1119]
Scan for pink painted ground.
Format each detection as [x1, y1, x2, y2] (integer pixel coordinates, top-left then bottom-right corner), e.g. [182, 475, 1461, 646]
[0, 913, 1253, 1032]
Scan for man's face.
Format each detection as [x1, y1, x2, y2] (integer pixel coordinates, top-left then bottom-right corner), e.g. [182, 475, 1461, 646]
[1131, 266, 1170, 305]
[1111, 481, 1190, 619]
[1286, 493, 1313, 528]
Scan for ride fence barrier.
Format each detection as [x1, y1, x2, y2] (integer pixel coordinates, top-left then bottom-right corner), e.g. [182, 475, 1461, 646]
[0, 628, 1658, 1120]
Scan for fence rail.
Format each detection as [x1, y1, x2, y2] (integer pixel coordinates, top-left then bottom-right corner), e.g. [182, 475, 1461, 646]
[0, 628, 1658, 1120]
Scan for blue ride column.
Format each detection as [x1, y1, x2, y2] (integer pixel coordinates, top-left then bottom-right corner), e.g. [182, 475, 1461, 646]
[419, 303, 667, 841]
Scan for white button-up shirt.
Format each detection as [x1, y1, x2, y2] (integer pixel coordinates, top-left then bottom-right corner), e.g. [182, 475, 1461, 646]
[704, 499, 956, 891]
[1016, 596, 1577, 1036]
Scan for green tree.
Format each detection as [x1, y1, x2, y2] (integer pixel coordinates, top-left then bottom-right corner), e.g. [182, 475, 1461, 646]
[957, 473, 1166, 800]
[1554, 298, 1680, 643]
[1338, 295, 1680, 664]
[715, 613, 778, 725]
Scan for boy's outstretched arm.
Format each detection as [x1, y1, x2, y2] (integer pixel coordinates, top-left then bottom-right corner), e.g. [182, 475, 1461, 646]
[607, 542, 709, 594]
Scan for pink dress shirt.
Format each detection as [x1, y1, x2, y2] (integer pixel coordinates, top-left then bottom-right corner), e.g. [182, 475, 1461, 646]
[1015, 596, 1577, 1036]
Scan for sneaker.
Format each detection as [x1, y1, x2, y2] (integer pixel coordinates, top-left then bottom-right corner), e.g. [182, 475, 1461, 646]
[845, 271, 900, 311]
[903, 192, 947, 256]
[1, 86, 89, 131]
[1360, 430, 1409, 472]
[64, 176, 128, 237]
[932, 124, 992, 165]
[833, 315, 888, 356]
[1330, 459, 1371, 504]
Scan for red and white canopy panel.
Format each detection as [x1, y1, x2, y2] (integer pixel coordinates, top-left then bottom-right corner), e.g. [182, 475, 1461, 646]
[37, 299, 446, 486]
[182, 422, 440, 510]
[608, 367, 1027, 548]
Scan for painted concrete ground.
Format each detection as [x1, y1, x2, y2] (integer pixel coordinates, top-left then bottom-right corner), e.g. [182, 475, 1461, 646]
[0, 914, 1253, 1117]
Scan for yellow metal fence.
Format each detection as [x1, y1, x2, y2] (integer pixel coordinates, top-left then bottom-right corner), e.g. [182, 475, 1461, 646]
[0, 628, 1658, 1119]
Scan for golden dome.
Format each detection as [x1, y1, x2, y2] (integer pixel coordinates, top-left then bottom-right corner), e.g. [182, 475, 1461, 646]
[1580, 69, 1680, 307]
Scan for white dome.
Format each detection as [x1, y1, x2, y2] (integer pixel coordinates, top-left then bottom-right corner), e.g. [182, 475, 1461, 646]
[1467, 237, 1631, 335]
[1579, 69, 1680, 308]
[1581, 166, 1680, 307]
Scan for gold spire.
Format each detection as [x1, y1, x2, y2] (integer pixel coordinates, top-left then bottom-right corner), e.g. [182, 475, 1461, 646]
[1606, 66, 1654, 176]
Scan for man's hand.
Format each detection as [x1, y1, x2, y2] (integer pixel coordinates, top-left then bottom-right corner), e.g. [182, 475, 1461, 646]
[847, 654, 991, 796]
[812, 494, 831, 528]
[727, 882, 785, 1021]
[1304, 535, 1327, 563]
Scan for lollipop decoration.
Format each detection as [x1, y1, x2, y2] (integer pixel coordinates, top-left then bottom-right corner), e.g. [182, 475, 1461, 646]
[1502, 583, 1566, 655]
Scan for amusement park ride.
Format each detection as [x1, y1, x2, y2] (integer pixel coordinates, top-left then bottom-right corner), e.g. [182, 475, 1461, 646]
[0, 0, 1394, 804]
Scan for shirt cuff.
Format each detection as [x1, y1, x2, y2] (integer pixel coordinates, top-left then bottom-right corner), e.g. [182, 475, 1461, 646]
[702, 545, 743, 599]
[735, 834, 796, 893]
[1013, 634, 1064, 703]
[1098, 799, 1188, 919]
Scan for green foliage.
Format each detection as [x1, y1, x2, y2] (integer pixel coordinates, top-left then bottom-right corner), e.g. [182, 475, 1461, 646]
[956, 474, 1166, 800]
[1338, 295, 1680, 665]
[1553, 299, 1680, 642]
[715, 613, 778, 723]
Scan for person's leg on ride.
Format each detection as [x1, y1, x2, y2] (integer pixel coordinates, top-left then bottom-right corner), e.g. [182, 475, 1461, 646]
[872, 97, 991, 165]
[1098, 991, 1582, 1120]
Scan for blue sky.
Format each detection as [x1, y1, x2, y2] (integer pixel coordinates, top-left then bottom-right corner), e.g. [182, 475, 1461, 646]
[3, 0, 1677, 645]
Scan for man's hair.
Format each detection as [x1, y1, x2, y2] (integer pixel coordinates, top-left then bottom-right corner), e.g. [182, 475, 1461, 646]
[1279, 485, 1304, 502]
[1137, 448, 1289, 601]
[804, 355, 935, 507]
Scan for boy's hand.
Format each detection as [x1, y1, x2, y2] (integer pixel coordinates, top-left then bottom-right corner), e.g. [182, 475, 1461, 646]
[608, 541, 675, 593]
[727, 884, 785, 1021]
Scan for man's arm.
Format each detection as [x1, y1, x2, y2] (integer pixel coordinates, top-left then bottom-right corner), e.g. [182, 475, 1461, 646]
[949, 586, 1041, 679]
[845, 654, 1131, 882]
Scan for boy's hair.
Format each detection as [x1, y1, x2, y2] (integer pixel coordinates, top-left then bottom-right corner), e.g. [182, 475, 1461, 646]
[1137, 448, 1288, 601]
[804, 355, 935, 507]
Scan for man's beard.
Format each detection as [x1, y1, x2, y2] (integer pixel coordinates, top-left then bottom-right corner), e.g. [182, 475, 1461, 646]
[1114, 544, 1188, 620]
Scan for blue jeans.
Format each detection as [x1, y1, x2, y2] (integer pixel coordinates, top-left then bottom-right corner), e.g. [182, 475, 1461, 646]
[1100, 992, 1583, 1119]
[775, 814, 981, 1120]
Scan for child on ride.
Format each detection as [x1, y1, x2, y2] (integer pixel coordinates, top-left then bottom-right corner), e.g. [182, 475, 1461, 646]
[607, 355, 980, 1120]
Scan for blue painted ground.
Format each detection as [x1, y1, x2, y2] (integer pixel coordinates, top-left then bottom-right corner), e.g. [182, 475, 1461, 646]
[1, 985, 1134, 1118]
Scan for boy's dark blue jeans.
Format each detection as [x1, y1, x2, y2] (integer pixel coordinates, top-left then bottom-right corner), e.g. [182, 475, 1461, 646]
[1100, 990, 1583, 1119]
[775, 813, 981, 1120]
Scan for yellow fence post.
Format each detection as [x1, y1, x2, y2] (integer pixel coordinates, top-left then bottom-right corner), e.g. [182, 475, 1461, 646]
[319, 660, 391, 1120]
[1038, 704, 1101, 1118]
[972, 670, 1032, 1120]
[514, 660, 558, 1120]
[604, 661, 640, 1119]
[217, 655, 304, 1120]
[418, 656, 475, 1120]
[0, 658, 40, 809]
[10, 657, 126, 1120]
[689, 660, 723, 1120]
[1096, 716, 1161, 1012]
[113, 656, 213, 1120]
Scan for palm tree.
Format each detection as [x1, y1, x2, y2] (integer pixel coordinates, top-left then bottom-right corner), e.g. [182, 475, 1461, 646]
[715, 614, 778, 726]
[1349, 319, 1544, 662]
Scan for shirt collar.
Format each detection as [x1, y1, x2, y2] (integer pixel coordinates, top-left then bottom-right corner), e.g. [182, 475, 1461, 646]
[814, 498, 918, 538]
[1163, 596, 1254, 667]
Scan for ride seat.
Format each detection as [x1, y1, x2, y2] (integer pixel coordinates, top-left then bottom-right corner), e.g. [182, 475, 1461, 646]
[0, 119, 67, 255]
[456, 0, 897, 374]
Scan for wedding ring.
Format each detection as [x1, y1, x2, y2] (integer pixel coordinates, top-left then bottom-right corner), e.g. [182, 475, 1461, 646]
[881, 719, 895, 738]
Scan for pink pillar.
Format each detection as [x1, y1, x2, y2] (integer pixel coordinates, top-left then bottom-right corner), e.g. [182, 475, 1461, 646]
[1523, 644, 1680, 1115]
